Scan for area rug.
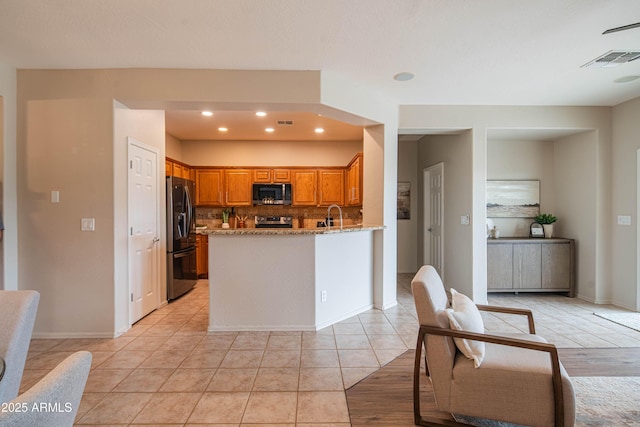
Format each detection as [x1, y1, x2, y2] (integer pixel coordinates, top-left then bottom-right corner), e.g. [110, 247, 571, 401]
[572, 376, 640, 426]
[454, 377, 640, 426]
[346, 350, 640, 427]
[594, 311, 640, 332]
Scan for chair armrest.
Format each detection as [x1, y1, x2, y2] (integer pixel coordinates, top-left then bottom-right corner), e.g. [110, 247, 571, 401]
[417, 325, 564, 427]
[476, 304, 536, 334]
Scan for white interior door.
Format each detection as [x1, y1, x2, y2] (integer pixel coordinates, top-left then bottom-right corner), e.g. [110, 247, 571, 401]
[424, 163, 444, 277]
[128, 138, 160, 323]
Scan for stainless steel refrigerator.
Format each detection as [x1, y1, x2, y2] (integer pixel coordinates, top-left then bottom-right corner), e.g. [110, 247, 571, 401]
[166, 176, 197, 300]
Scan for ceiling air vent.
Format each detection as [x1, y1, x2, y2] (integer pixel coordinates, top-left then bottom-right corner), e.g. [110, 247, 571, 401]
[581, 50, 640, 68]
[276, 120, 294, 126]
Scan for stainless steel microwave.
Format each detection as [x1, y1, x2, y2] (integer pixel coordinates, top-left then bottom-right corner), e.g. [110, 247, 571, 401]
[252, 183, 292, 205]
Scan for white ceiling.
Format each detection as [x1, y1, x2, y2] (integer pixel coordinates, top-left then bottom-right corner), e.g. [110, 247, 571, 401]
[2, 0, 639, 140]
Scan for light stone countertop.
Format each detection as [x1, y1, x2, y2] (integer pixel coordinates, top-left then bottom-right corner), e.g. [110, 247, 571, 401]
[200, 225, 384, 236]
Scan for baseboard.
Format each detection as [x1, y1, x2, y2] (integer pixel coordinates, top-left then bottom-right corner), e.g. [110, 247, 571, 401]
[315, 304, 375, 330]
[208, 324, 317, 332]
[375, 300, 398, 311]
[32, 331, 117, 339]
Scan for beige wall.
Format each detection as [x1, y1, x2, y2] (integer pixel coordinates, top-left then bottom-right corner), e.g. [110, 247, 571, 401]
[182, 139, 362, 167]
[612, 97, 640, 310]
[16, 68, 398, 335]
[22, 98, 115, 336]
[554, 131, 599, 303]
[165, 132, 183, 161]
[487, 139, 555, 237]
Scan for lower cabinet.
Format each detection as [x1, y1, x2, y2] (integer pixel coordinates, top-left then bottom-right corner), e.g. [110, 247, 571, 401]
[196, 234, 208, 278]
[487, 238, 574, 296]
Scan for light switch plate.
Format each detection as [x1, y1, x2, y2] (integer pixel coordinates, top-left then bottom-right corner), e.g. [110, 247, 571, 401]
[81, 218, 95, 231]
[51, 190, 60, 203]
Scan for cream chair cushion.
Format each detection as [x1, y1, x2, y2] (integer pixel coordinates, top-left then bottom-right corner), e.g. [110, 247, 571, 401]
[445, 288, 485, 368]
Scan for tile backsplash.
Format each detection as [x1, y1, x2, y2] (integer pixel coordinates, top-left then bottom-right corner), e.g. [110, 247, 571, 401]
[195, 206, 362, 229]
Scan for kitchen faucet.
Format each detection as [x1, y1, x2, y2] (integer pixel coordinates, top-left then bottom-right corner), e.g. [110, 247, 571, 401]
[327, 204, 343, 230]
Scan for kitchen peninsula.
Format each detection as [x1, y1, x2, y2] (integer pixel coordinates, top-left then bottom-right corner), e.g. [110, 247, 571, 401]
[203, 225, 383, 331]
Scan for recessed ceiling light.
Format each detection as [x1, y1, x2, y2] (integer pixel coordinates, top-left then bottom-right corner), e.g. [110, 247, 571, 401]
[614, 75, 640, 83]
[393, 72, 415, 81]
[256, 111, 267, 117]
[218, 127, 228, 132]
[315, 128, 325, 133]
[201, 111, 213, 117]
[265, 127, 274, 133]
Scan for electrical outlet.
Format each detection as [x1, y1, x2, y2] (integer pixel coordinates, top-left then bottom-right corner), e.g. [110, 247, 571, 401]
[321, 290, 327, 303]
[617, 215, 631, 225]
[81, 218, 95, 231]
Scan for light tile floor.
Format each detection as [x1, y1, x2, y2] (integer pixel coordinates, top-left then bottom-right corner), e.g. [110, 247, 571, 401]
[19, 274, 640, 426]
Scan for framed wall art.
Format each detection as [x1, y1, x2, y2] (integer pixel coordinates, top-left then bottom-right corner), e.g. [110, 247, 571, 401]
[486, 180, 540, 218]
[397, 182, 411, 220]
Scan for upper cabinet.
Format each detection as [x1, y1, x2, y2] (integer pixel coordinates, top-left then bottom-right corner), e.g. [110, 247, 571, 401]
[225, 169, 252, 206]
[185, 152, 363, 207]
[166, 158, 192, 180]
[346, 153, 363, 206]
[195, 169, 224, 206]
[252, 168, 291, 183]
[291, 169, 318, 206]
[317, 169, 344, 206]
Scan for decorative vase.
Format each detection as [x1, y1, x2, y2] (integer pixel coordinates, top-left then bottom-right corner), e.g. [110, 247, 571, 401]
[221, 222, 230, 229]
[543, 224, 553, 238]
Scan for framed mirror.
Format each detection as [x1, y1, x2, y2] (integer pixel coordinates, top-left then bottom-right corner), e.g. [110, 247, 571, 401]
[529, 222, 544, 238]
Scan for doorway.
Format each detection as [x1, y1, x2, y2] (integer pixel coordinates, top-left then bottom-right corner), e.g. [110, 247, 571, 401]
[423, 162, 444, 278]
[128, 137, 161, 323]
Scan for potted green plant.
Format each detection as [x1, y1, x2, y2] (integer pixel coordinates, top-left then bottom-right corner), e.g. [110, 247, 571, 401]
[534, 213, 557, 238]
[221, 209, 230, 229]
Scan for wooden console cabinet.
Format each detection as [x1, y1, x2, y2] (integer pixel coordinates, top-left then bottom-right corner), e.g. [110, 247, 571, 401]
[487, 238, 575, 296]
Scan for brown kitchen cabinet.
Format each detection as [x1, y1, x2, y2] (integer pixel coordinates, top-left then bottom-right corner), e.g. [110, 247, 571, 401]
[252, 168, 291, 183]
[317, 169, 344, 206]
[291, 169, 317, 206]
[346, 153, 363, 206]
[195, 169, 224, 206]
[166, 158, 192, 179]
[487, 238, 575, 296]
[225, 169, 252, 206]
[196, 234, 208, 278]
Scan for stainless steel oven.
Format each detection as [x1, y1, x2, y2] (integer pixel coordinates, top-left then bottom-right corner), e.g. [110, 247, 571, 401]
[254, 215, 293, 228]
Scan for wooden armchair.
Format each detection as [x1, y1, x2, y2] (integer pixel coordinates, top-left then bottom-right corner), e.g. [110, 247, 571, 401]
[411, 265, 575, 427]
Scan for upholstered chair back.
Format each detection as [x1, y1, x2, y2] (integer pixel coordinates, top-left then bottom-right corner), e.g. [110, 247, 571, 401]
[0, 351, 92, 426]
[411, 265, 457, 410]
[0, 290, 40, 404]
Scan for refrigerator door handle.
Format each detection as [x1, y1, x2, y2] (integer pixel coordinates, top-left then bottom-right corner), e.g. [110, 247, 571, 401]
[174, 249, 195, 259]
[177, 212, 186, 238]
[185, 184, 193, 234]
